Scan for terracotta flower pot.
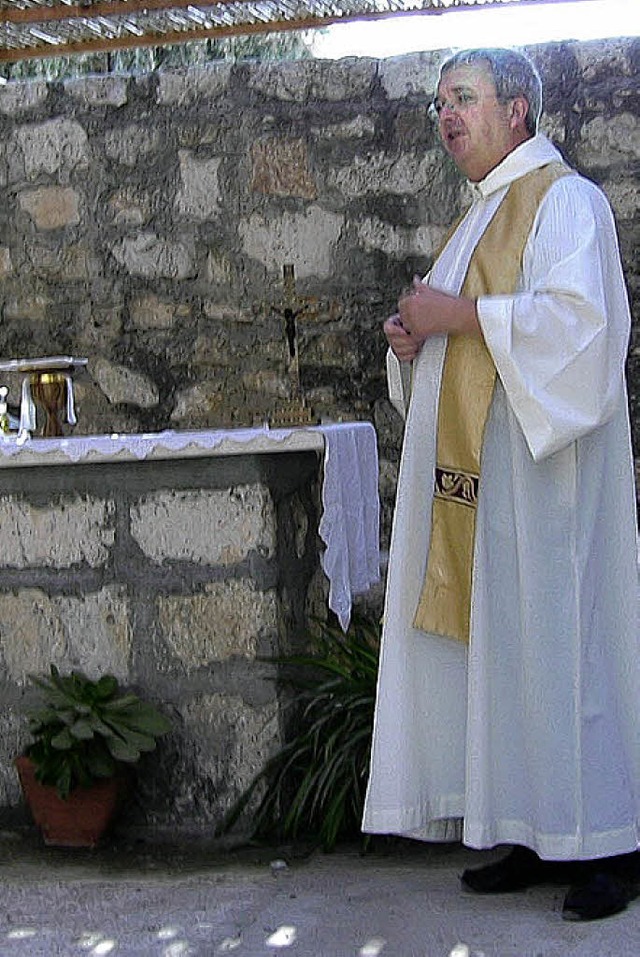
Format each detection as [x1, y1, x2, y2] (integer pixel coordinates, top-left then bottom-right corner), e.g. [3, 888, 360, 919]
[15, 755, 123, 848]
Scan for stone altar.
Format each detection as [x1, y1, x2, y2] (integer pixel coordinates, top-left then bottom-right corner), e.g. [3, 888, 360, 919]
[0, 423, 379, 838]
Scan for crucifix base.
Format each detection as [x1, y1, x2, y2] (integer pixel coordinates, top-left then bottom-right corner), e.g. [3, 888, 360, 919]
[268, 398, 319, 428]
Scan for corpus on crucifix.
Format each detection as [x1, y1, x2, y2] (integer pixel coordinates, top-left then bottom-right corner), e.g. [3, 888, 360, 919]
[266, 263, 320, 427]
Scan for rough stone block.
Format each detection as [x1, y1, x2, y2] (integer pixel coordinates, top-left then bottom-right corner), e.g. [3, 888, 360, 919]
[18, 186, 80, 230]
[239, 206, 343, 279]
[174, 150, 222, 221]
[352, 214, 397, 255]
[240, 369, 290, 399]
[156, 64, 233, 106]
[26, 241, 96, 281]
[379, 52, 442, 99]
[603, 181, 640, 222]
[63, 76, 128, 107]
[92, 356, 160, 409]
[130, 293, 187, 330]
[205, 249, 235, 287]
[0, 80, 48, 114]
[251, 138, 317, 199]
[76, 304, 124, 353]
[355, 216, 446, 259]
[394, 106, 431, 149]
[312, 114, 376, 140]
[328, 150, 440, 197]
[0, 586, 131, 683]
[107, 188, 151, 227]
[539, 113, 566, 144]
[0, 497, 115, 569]
[130, 485, 276, 564]
[577, 114, 640, 168]
[0, 246, 13, 278]
[193, 330, 235, 368]
[105, 124, 162, 167]
[110, 232, 196, 280]
[289, 490, 309, 561]
[574, 40, 633, 81]
[170, 383, 226, 425]
[302, 332, 356, 370]
[248, 59, 376, 102]
[179, 692, 281, 817]
[411, 224, 449, 258]
[2, 292, 49, 322]
[0, 140, 7, 188]
[158, 580, 278, 667]
[14, 118, 89, 179]
[200, 303, 249, 323]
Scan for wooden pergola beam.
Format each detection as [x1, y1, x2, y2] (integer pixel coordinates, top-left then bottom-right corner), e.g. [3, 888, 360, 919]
[0, 0, 603, 62]
[0, 9, 403, 61]
[0, 0, 547, 24]
[0, 0, 244, 24]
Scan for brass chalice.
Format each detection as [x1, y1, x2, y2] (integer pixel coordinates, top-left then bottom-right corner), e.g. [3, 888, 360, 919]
[30, 371, 68, 437]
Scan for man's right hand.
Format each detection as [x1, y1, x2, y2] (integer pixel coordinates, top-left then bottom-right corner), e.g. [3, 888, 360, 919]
[384, 314, 422, 363]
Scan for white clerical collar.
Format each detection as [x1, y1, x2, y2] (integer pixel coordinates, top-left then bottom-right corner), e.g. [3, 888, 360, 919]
[473, 134, 564, 199]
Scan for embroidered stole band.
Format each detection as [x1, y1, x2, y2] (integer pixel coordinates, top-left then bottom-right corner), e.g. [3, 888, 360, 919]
[413, 162, 571, 643]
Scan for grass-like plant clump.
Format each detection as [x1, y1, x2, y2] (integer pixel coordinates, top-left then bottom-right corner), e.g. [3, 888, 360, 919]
[222, 613, 380, 851]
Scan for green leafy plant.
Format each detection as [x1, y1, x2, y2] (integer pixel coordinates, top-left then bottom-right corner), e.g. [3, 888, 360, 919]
[23, 666, 172, 799]
[222, 613, 380, 851]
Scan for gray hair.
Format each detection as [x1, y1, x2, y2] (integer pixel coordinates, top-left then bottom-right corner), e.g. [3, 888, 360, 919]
[438, 48, 542, 136]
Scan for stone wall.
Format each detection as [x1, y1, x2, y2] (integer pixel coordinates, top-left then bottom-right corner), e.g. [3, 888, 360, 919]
[0, 448, 322, 835]
[0, 38, 638, 543]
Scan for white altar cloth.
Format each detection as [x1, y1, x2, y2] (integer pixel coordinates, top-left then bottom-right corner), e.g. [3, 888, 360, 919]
[0, 422, 380, 630]
[317, 423, 380, 630]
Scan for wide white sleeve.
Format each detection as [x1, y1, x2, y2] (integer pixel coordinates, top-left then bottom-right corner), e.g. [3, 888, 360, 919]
[476, 176, 631, 462]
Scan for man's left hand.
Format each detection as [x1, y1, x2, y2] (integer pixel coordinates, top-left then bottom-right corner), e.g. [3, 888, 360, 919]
[398, 276, 481, 339]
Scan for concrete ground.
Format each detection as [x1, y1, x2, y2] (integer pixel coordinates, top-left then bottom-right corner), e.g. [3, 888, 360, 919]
[0, 831, 638, 957]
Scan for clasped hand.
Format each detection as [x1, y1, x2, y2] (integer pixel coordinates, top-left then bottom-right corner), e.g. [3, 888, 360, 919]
[384, 276, 479, 362]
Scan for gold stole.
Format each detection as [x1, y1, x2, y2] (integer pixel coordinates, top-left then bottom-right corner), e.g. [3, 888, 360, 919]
[413, 162, 571, 643]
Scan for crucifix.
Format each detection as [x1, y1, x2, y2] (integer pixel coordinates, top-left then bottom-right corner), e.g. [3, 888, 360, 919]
[265, 264, 320, 427]
[257, 263, 342, 427]
[274, 264, 318, 395]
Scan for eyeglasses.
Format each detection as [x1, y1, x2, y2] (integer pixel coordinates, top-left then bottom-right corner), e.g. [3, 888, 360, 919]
[428, 89, 479, 122]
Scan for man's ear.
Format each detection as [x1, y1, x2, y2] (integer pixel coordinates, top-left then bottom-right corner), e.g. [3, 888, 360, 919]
[510, 95, 529, 129]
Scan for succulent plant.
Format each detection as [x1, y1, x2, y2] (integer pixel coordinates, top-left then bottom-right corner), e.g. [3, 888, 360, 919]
[23, 666, 171, 799]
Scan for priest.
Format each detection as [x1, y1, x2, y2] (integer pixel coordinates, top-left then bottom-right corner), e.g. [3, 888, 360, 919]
[362, 47, 640, 921]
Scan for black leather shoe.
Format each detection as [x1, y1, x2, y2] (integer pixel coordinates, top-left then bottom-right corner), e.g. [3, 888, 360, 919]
[461, 846, 550, 894]
[606, 850, 640, 880]
[562, 872, 632, 921]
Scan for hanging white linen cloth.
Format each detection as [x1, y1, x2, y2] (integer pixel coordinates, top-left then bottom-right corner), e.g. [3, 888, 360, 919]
[363, 135, 640, 861]
[318, 421, 380, 630]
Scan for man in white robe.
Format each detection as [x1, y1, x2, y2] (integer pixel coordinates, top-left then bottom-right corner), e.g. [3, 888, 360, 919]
[362, 47, 640, 921]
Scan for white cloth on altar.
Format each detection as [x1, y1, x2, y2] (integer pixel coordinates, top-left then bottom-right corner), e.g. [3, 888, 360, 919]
[319, 422, 380, 630]
[362, 135, 640, 860]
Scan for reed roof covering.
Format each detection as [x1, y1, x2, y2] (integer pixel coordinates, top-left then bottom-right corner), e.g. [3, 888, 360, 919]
[0, 0, 576, 62]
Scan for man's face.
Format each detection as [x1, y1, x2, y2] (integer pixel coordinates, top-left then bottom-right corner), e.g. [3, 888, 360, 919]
[434, 63, 524, 182]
